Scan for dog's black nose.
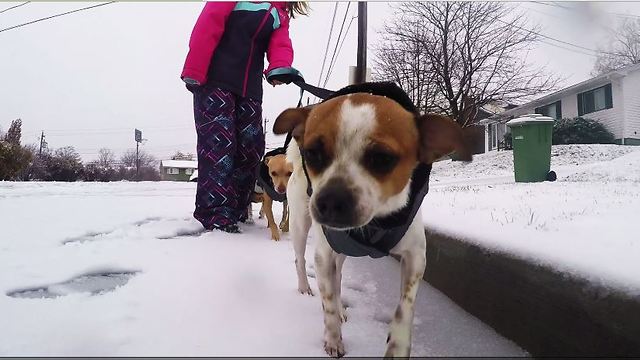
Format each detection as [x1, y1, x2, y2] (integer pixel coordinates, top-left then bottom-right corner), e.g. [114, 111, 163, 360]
[312, 180, 357, 228]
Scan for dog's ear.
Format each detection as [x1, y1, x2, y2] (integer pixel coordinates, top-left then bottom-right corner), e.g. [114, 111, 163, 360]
[263, 156, 272, 166]
[273, 107, 311, 142]
[415, 113, 472, 164]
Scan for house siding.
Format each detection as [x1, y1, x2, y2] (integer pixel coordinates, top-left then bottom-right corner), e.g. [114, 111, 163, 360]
[494, 78, 626, 141]
[623, 69, 640, 142]
[159, 167, 194, 182]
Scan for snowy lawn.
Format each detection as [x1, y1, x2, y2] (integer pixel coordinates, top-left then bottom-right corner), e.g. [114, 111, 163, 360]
[424, 145, 640, 295]
[0, 182, 523, 356]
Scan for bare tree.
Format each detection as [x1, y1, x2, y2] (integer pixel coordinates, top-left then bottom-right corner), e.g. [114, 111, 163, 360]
[374, 24, 441, 114]
[374, 2, 559, 127]
[97, 148, 115, 168]
[593, 18, 640, 76]
[120, 149, 156, 168]
[171, 151, 195, 161]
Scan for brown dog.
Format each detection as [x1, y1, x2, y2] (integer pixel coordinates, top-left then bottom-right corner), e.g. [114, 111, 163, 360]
[259, 154, 293, 241]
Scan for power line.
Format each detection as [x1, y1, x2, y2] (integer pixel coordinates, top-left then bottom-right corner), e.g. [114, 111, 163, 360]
[0, 1, 29, 14]
[532, 1, 640, 19]
[316, 2, 339, 90]
[325, 14, 358, 86]
[494, 15, 619, 57]
[323, 2, 352, 87]
[0, 2, 115, 34]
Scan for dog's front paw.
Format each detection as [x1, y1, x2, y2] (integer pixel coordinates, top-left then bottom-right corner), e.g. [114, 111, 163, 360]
[324, 339, 345, 358]
[298, 285, 314, 296]
[270, 228, 281, 241]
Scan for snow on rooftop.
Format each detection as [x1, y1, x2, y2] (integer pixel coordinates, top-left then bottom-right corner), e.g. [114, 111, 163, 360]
[160, 160, 197, 169]
[424, 144, 640, 295]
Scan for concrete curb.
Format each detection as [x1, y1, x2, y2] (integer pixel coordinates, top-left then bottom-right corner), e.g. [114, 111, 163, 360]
[423, 228, 640, 357]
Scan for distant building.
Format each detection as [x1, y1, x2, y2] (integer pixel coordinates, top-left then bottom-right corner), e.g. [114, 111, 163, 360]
[159, 160, 197, 181]
[481, 62, 640, 150]
[464, 101, 518, 154]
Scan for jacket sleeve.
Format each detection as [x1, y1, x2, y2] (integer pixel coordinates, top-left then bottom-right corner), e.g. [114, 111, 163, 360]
[181, 2, 236, 84]
[264, 10, 294, 75]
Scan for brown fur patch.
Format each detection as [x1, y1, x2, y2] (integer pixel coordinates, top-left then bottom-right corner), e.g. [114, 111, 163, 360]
[265, 154, 293, 193]
[272, 107, 311, 141]
[366, 96, 420, 198]
[416, 113, 472, 163]
[301, 97, 344, 177]
[394, 307, 403, 321]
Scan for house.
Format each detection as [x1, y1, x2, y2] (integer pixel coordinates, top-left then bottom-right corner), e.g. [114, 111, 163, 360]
[481, 62, 640, 151]
[470, 101, 518, 153]
[159, 160, 197, 181]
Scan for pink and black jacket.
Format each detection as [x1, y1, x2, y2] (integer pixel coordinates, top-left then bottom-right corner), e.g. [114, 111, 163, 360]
[181, 2, 293, 101]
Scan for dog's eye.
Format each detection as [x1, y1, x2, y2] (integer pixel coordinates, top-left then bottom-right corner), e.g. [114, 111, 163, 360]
[271, 171, 277, 177]
[303, 144, 328, 171]
[364, 148, 399, 175]
[287, 172, 292, 177]
[304, 148, 325, 168]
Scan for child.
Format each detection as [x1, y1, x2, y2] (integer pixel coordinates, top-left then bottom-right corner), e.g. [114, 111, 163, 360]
[182, 2, 308, 233]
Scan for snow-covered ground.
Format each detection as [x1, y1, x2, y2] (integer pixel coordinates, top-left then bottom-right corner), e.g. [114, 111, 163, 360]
[424, 145, 640, 295]
[0, 182, 524, 356]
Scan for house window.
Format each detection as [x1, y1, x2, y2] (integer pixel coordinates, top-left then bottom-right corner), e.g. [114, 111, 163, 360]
[578, 83, 612, 116]
[185, 168, 194, 175]
[535, 101, 562, 119]
[166, 167, 179, 175]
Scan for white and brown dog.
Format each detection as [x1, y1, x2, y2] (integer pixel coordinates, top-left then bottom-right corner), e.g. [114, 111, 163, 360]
[273, 88, 470, 358]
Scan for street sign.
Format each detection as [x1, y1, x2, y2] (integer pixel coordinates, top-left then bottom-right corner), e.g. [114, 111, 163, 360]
[135, 129, 142, 142]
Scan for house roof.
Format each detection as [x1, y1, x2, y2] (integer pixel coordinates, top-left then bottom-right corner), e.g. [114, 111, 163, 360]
[485, 62, 640, 123]
[160, 160, 197, 169]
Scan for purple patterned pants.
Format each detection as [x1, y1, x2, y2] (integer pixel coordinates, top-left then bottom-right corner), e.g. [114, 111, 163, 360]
[192, 87, 264, 229]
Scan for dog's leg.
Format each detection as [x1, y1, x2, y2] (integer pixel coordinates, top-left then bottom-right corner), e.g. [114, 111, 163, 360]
[279, 200, 289, 232]
[335, 256, 347, 323]
[291, 208, 312, 295]
[288, 176, 313, 295]
[258, 202, 264, 219]
[384, 231, 427, 358]
[315, 235, 346, 358]
[262, 194, 280, 241]
[245, 204, 254, 224]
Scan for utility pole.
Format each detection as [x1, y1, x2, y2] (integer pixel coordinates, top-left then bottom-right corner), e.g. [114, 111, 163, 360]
[39, 131, 46, 155]
[263, 118, 269, 136]
[355, 1, 368, 85]
[135, 129, 142, 178]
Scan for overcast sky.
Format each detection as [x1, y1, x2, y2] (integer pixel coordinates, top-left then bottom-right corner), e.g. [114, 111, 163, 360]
[1, 1, 639, 162]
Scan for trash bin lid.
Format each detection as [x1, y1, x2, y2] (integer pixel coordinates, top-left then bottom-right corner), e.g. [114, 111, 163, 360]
[507, 114, 554, 127]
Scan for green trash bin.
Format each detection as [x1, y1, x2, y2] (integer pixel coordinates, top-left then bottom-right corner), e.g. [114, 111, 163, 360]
[506, 114, 555, 183]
